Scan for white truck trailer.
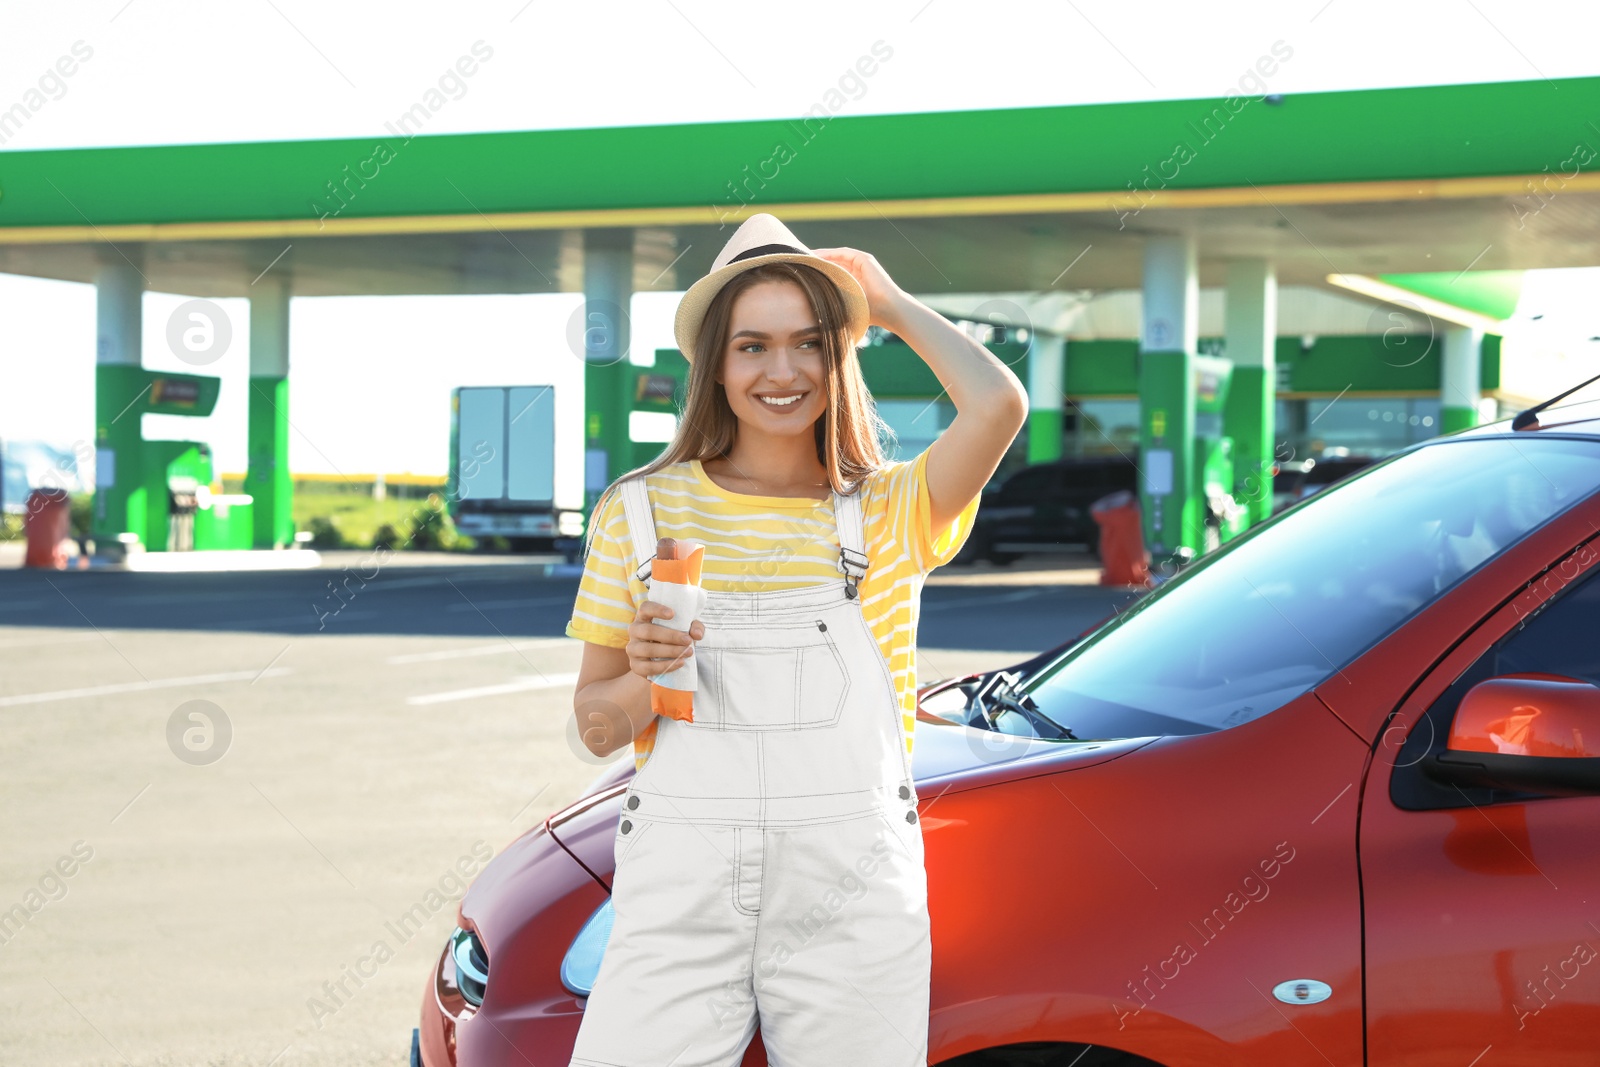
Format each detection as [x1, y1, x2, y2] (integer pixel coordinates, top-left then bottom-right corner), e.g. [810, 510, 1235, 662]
[447, 385, 582, 555]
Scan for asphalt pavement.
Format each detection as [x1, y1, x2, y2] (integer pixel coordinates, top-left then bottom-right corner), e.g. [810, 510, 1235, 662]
[0, 548, 1135, 1066]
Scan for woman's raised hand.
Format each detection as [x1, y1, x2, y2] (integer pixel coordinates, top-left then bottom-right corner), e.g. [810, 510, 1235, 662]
[811, 246, 910, 332]
[625, 600, 705, 682]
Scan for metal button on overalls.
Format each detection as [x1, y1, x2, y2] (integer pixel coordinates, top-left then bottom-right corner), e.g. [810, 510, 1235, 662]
[568, 474, 930, 1067]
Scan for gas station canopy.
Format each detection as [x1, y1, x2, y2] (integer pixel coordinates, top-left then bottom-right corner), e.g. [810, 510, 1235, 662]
[0, 75, 1597, 300]
[5, 73, 1597, 565]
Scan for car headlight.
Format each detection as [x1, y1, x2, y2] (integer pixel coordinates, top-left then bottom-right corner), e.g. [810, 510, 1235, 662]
[450, 924, 489, 1008]
[560, 899, 615, 997]
[558, 511, 585, 537]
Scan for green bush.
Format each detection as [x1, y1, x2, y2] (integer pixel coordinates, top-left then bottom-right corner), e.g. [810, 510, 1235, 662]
[0, 494, 91, 543]
[69, 493, 93, 541]
[292, 486, 480, 553]
[400, 495, 464, 556]
[308, 515, 347, 548]
[408, 503, 463, 551]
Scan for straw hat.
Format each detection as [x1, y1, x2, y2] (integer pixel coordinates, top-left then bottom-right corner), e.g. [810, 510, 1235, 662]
[673, 213, 870, 363]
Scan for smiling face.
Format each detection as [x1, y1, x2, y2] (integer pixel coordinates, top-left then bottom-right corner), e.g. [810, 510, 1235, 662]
[715, 278, 829, 436]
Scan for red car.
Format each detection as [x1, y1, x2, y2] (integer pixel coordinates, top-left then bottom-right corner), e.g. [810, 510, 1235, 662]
[415, 397, 1600, 1067]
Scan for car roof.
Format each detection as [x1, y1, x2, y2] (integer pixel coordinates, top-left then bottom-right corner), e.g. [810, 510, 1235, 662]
[1453, 396, 1600, 439]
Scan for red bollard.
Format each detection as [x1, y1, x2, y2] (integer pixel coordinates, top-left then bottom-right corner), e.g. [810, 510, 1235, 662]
[23, 488, 72, 569]
[1090, 490, 1152, 588]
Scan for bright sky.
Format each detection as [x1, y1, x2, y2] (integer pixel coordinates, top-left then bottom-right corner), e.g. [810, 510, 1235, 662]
[2, 1, 1597, 491]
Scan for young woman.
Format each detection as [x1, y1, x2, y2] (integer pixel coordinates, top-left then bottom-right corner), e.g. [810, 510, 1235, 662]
[563, 213, 1027, 1066]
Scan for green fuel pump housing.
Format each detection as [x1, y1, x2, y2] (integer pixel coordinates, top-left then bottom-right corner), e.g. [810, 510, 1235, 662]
[92, 366, 251, 555]
[1139, 350, 1247, 566]
[628, 356, 689, 470]
[1193, 355, 1249, 551]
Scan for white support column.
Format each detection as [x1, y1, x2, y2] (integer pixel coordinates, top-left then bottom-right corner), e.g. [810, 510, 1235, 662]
[249, 277, 290, 378]
[96, 256, 143, 366]
[582, 230, 635, 497]
[1139, 233, 1200, 559]
[1224, 260, 1276, 370]
[1224, 259, 1277, 525]
[1141, 234, 1198, 356]
[583, 234, 633, 366]
[1441, 325, 1484, 433]
[246, 276, 293, 547]
[91, 249, 146, 555]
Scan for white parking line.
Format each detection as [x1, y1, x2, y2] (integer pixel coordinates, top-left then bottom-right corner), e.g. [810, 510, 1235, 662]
[0, 667, 293, 707]
[406, 673, 580, 706]
[386, 638, 572, 664]
[278, 609, 381, 627]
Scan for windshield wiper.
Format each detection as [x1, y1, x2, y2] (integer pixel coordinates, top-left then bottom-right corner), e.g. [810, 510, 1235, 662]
[976, 670, 1078, 740]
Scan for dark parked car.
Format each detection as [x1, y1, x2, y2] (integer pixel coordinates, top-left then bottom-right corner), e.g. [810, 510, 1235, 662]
[1272, 452, 1378, 514]
[954, 455, 1138, 565]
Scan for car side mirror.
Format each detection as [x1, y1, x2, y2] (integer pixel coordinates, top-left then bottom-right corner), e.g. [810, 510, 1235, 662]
[1426, 674, 1600, 797]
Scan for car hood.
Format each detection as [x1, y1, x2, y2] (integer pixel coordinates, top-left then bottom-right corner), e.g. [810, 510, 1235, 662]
[908, 715, 1158, 792]
[572, 711, 1151, 799]
[550, 718, 1157, 884]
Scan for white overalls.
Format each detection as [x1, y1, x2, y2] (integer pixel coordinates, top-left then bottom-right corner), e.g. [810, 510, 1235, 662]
[568, 473, 931, 1067]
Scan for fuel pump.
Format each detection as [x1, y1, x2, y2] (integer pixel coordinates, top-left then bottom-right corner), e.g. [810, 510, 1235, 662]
[92, 368, 253, 558]
[1140, 353, 1247, 569]
[1193, 356, 1250, 551]
[167, 476, 199, 551]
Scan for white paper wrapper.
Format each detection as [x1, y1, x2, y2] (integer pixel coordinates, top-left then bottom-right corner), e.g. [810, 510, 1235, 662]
[645, 578, 707, 694]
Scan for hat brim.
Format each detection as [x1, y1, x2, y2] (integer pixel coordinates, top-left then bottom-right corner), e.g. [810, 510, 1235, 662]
[673, 253, 871, 364]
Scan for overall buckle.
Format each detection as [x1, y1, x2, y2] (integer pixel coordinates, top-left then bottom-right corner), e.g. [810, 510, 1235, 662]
[633, 555, 655, 582]
[837, 546, 868, 600]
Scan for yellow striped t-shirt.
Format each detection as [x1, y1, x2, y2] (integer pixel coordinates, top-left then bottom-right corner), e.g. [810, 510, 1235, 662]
[564, 445, 980, 772]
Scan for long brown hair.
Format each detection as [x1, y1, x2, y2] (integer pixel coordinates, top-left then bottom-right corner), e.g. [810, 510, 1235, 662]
[580, 260, 891, 560]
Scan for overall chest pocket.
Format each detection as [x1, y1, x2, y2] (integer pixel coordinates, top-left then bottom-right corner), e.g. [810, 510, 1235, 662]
[696, 619, 851, 731]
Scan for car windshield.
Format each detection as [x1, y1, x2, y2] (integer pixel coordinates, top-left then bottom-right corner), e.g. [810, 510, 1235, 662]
[1021, 436, 1600, 737]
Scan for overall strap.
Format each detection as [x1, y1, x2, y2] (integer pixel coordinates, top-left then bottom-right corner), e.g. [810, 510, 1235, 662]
[616, 476, 659, 583]
[833, 483, 869, 599]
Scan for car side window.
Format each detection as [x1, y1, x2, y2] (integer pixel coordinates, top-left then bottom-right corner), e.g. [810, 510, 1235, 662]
[1391, 553, 1600, 811]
